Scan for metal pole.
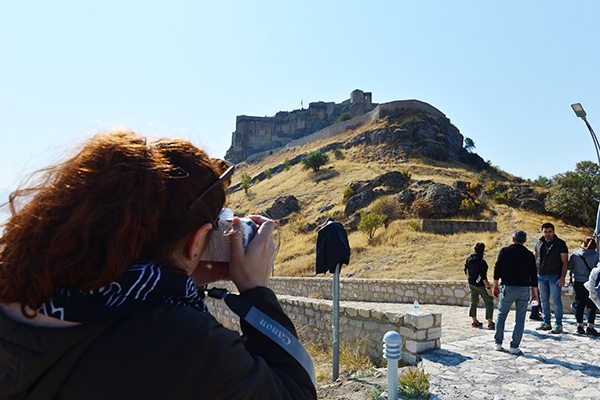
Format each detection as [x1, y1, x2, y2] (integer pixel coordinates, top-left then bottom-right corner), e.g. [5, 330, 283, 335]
[581, 117, 600, 251]
[332, 263, 340, 381]
[572, 105, 600, 252]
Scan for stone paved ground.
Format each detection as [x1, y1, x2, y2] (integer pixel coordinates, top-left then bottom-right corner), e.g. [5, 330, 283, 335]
[418, 304, 600, 399]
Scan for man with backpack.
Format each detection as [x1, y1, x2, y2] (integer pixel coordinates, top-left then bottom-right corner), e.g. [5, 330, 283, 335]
[464, 242, 495, 329]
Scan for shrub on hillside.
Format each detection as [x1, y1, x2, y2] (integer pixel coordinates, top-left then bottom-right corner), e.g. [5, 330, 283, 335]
[484, 180, 507, 196]
[336, 112, 353, 123]
[400, 169, 412, 181]
[424, 145, 448, 161]
[240, 172, 252, 194]
[342, 187, 354, 204]
[333, 149, 345, 160]
[466, 181, 478, 193]
[531, 175, 552, 188]
[357, 213, 386, 243]
[370, 196, 403, 227]
[302, 151, 329, 172]
[493, 190, 515, 204]
[264, 168, 272, 179]
[459, 198, 477, 217]
[410, 198, 435, 219]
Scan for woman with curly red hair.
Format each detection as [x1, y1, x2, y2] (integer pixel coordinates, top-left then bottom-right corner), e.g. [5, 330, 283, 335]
[0, 131, 316, 399]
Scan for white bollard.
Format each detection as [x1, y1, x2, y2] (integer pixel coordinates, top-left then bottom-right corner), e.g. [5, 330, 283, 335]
[383, 330, 402, 400]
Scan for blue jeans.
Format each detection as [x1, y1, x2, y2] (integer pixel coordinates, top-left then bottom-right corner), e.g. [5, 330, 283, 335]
[494, 286, 530, 349]
[537, 274, 563, 325]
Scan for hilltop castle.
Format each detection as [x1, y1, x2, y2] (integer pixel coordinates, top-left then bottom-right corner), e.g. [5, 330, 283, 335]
[225, 89, 451, 163]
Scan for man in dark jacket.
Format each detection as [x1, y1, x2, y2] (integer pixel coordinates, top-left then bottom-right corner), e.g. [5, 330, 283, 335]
[493, 230, 538, 355]
[533, 222, 569, 334]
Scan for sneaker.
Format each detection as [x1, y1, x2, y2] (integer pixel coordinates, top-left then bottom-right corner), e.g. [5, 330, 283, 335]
[509, 347, 522, 355]
[577, 326, 586, 335]
[471, 321, 483, 328]
[494, 343, 503, 351]
[551, 324, 563, 334]
[488, 322, 495, 330]
[529, 314, 543, 321]
[536, 322, 552, 331]
[586, 327, 600, 336]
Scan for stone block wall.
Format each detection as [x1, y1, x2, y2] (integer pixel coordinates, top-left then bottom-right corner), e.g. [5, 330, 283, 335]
[421, 219, 497, 234]
[269, 277, 471, 306]
[267, 276, 574, 313]
[204, 276, 574, 366]
[205, 287, 441, 365]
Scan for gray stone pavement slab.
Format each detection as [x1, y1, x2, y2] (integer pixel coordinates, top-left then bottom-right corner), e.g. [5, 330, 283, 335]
[418, 304, 600, 399]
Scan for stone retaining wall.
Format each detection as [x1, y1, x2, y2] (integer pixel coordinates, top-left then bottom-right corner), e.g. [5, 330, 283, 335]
[205, 277, 573, 365]
[421, 219, 497, 234]
[268, 277, 574, 312]
[205, 283, 440, 365]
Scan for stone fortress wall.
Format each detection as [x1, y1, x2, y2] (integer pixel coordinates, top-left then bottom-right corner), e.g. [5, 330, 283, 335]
[225, 89, 377, 163]
[206, 276, 575, 365]
[243, 99, 451, 163]
[225, 89, 452, 163]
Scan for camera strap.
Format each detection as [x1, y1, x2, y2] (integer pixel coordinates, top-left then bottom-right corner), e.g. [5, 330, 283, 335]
[206, 287, 316, 387]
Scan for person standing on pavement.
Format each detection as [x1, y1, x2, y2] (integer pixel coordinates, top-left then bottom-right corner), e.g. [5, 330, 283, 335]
[493, 230, 539, 354]
[464, 243, 495, 329]
[534, 222, 569, 334]
[568, 236, 600, 336]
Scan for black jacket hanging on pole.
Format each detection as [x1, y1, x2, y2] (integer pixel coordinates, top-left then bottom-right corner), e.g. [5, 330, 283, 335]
[316, 218, 350, 274]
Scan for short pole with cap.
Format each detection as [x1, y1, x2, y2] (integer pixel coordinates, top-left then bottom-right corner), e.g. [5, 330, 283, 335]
[383, 331, 402, 400]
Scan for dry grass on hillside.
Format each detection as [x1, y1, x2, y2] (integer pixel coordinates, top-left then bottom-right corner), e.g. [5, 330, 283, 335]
[227, 123, 592, 281]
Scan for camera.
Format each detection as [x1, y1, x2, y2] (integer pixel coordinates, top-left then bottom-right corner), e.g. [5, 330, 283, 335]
[239, 217, 258, 249]
[199, 208, 257, 263]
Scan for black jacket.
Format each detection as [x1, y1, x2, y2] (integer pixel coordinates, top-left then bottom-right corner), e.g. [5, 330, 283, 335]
[534, 235, 568, 275]
[493, 244, 538, 287]
[0, 287, 316, 400]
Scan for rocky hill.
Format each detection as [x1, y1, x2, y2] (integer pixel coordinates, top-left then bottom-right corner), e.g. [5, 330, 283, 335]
[226, 101, 587, 281]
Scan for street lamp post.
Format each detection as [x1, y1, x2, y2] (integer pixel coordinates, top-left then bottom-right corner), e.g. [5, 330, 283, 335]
[571, 103, 600, 251]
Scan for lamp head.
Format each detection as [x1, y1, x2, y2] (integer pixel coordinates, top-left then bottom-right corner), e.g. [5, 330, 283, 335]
[571, 103, 587, 118]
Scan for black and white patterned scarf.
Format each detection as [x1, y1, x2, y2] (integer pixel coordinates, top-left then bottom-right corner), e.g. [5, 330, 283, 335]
[38, 263, 208, 323]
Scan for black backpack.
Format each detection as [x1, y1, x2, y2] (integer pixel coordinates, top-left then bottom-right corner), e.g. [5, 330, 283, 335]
[465, 254, 483, 283]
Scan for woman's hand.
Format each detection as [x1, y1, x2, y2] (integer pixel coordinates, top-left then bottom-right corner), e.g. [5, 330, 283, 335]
[229, 215, 276, 293]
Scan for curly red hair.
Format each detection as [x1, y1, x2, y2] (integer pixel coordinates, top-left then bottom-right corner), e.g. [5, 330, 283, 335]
[0, 131, 228, 313]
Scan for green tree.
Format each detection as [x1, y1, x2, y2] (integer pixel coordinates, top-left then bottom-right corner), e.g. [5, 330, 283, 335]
[333, 149, 345, 160]
[532, 175, 552, 188]
[240, 172, 252, 194]
[546, 161, 600, 227]
[357, 213, 386, 243]
[264, 168, 272, 179]
[336, 112, 353, 123]
[301, 151, 329, 172]
[464, 137, 476, 152]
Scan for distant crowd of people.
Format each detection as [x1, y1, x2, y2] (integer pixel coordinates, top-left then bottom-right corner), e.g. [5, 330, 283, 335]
[465, 222, 600, 355]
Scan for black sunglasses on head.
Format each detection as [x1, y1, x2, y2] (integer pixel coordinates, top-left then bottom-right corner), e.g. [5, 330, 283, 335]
[189, 164, 235, 211]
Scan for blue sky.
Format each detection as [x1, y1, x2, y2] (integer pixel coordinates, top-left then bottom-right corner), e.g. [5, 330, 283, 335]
[1, 1, 599, 194]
